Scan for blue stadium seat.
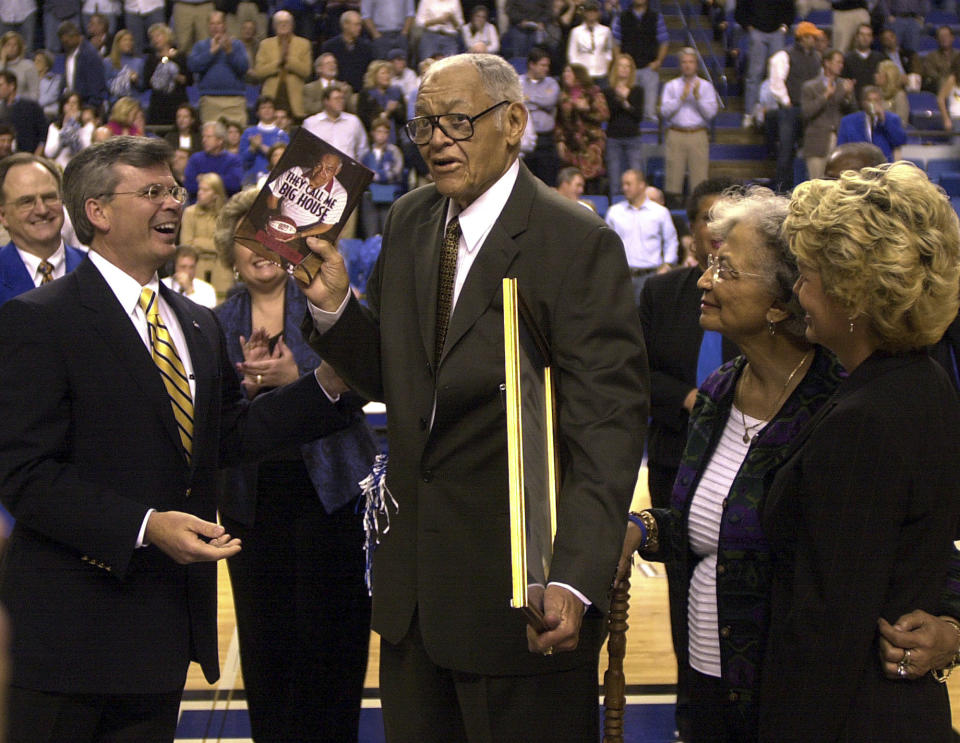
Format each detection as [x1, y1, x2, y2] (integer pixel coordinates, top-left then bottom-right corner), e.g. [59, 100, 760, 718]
[925, 10, 960, 34]
[709, 143, 767, 160]
[581, 194, 609, 217]
[938, 172, 960, 196]
[805, 9, 833, 27]
[645, 155, 665, 189]
[950, 196, 960, 216]
[926, 158, 960, 181]
[369, 183, 400, 204]
[915, 34, 938, 52]
[794, 158, 809, 187]
[509, 57, 526, 75]
[907, 91, 940, 128]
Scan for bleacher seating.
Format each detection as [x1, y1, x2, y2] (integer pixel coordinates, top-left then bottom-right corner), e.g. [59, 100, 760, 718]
[581, 194, 609, 217]
[908, 91, 941, 129]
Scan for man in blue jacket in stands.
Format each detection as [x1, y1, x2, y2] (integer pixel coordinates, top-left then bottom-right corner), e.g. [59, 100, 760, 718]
[188, 10, 249, 127]
[836, 85, 907, 161]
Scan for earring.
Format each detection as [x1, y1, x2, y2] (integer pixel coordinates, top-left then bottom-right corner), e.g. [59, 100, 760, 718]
[234, 268, 240, 281]
[768, 321, 776, 336]
[849, 319, 855, 334]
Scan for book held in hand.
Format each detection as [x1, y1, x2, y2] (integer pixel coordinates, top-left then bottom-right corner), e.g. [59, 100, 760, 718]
[235, 128, 374, 284]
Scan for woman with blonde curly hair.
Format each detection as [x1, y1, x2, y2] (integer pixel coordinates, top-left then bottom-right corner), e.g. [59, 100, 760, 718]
[760, 161, 960, 742]
[874, 58, 909, 122]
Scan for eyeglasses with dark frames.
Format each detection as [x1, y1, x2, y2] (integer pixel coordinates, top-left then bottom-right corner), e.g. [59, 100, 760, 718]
[405, 100, 510, 145]
[105, 183, 188, 205]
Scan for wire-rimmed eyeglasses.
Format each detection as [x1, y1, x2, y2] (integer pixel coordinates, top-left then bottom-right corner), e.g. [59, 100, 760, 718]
[705, 253, 765, 282]
[405, 100, 510, 145]
[105, 183, 188, 205]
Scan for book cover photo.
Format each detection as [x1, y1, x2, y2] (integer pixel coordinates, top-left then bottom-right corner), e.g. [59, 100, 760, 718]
[235, 127, 374, 284]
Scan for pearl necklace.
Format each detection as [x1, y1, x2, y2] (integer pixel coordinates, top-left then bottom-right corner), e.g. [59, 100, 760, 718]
[737, 351, 813, 444]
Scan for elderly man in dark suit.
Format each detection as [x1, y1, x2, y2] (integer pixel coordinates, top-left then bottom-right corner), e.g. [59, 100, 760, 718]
[0, 136, 354, 743]
[302, 53, 649, 741]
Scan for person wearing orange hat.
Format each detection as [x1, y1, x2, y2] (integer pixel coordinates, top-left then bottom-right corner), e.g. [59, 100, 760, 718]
[768, 20, 824, 190]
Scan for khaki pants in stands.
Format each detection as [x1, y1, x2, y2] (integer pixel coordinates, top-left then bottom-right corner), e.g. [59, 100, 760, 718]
[199, 95, 248, 127]
[805, 133, 836, 180]
[665, 128, 709, 197]
[831, 8, 869, 53]
[172, 2, 213, 52]
[227, 2, 266, 41]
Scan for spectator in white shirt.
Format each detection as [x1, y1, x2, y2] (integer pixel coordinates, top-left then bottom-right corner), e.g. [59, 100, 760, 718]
[462, 4, 499, 54]
[566, 0, 613, 81]
[162, 244, 218, 308]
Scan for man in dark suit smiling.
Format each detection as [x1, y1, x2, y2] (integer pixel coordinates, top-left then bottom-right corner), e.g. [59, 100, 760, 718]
[0, 136, 352, 742]
[303, 53, 649, 741]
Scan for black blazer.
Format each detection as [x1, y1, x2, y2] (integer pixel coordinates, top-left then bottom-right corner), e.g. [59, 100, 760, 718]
[760, 351, 960, 742]
[307, 162, 650, 676]
[0, 258, 353, 694]
[639, 265, 737, 470]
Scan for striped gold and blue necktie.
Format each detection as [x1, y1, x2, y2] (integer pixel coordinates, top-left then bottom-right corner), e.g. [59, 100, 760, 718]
[38, 260, 54, 284]
[139, 288, 194, 462]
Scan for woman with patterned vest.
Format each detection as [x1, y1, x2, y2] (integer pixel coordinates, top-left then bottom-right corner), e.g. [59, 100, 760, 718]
[616, 185, 960, 742]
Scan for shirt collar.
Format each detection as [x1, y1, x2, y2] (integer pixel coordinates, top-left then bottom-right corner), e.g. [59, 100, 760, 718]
[17, 242, 65, 277]
[444, 158, 520, 256]
[87, 249, 160, 317]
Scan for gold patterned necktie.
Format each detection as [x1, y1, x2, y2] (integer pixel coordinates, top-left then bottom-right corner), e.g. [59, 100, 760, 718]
[139, 288, 194, 462]
[38, 260, 54, 284]
[435, 217, 461, 366]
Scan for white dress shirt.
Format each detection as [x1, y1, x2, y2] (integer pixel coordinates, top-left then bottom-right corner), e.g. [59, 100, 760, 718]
[566, 23, 614, 78]
[88, 250, 197, 548]
[301, 110, 370, 161]
[162, 275, 218, 308]
[17, 243, 67, 287]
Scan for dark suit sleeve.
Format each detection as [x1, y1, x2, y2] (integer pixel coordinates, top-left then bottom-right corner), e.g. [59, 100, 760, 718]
[547, 225, 649, 609]
[0, 298, 149, 579]
[774, 396, 955, 740]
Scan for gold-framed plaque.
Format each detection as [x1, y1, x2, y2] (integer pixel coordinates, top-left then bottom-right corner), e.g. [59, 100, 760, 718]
[503, 278, 559, 632]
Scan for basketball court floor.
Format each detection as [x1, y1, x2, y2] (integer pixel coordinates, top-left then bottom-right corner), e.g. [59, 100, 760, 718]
[174, 474, 960, 742]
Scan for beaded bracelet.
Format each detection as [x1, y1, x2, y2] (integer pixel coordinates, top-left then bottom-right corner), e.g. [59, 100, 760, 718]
[931, 617, 960, 683]
[627, 511, 647, 549]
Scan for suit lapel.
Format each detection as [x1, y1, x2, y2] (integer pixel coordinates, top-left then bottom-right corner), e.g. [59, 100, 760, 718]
[438, 165, 533, 366]
[75, 260, 187, 459]
[414, 196, 448, 367]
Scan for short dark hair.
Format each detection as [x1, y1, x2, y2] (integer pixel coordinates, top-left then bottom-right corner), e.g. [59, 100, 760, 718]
[0, 70, 17, 88]
[256, 95, 276, 110]
[556, 166, 584, 186]
[0, 153, 62, 199]
[175, 244, 199, 262]
[321, 83, 347, 102]
[686, 176, 741, 223]
[0, 123, 15, 138]
[57, 21, 81, 39]
[63, 136, 174, 245]
[527, 47, 550, 66]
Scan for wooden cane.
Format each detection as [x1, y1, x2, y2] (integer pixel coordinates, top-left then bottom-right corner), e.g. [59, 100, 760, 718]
[603, 565, 630, 743]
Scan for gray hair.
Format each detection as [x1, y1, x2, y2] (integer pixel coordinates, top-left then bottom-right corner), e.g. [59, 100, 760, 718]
[272, 9, 293, 26]
[202, 120, 226, 139]
[214, 188, 258, 268]
[422, 53, 523, 126]
[63, 136, 174, 246]
[708, 186, 806, 338]
[678, 46, 698, 61]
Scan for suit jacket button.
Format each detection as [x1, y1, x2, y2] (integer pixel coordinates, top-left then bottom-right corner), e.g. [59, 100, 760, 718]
[728, 691, 739, 702]
[422, 469, 433, 483]
[716, 563, 726, 576]
[720, 625, 731, 638]
[419, 417, 427, 431]
[185, 487, 192, 497]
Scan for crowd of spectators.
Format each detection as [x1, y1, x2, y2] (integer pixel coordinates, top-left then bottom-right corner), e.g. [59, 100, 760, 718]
[2, 0, 960, 297]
